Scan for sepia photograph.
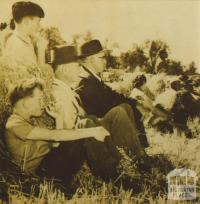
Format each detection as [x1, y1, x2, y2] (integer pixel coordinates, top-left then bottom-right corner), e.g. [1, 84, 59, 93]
[0, 0, 199, 203]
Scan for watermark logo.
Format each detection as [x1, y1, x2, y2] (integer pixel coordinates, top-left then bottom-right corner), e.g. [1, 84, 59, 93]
[167, 168, 198, 200]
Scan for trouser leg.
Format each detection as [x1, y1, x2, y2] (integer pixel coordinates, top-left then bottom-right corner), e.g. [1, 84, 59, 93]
[119, 103, 141, 135]
[100, 104, 145, 158]
[121, 103, 149, 148]
[83, 118, 120, 181]
[36, 140, 86, 186]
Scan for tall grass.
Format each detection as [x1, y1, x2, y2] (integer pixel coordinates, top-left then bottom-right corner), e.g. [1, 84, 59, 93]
[0, 59, 199, 203]
[4, 124, 199, 203]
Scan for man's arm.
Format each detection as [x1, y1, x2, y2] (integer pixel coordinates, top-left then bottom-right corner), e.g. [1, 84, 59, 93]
[35, 32, 49, 67]
[26, 126, 109, 142]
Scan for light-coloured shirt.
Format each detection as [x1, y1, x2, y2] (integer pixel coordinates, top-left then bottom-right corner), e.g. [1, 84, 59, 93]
[4, 31, 85, 129]
[52, 79, 85, 129]
[3, 31, 38, 66]
[5, 114, 51, 173]
[130, 88, 154, 111]
[153, 89, 177, 111]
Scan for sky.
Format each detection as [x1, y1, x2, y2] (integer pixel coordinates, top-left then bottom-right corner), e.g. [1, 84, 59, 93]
[1, 0, 200, 71]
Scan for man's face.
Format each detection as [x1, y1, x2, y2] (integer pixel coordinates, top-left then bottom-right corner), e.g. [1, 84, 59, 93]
[86, 52, 106, 73]
[24, 87, 45, 117]
[24, 16, 41, 36]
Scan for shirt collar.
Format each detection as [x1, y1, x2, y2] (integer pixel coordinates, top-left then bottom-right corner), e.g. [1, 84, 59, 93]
[78, 66, 90, 78]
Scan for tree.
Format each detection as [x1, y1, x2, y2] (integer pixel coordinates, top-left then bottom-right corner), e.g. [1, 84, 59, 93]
[120, 40, 170, 73]
[83, 31, 93, 42]
[104, 50, 120, 69]
[45, 27, 66, 50]
[166, 60, 184, 75]
[184, 62, 197, 75]
[128, 46, 148, 71]
[72, 34, 82, 48]
[120, 52, 131, 69]
[145, 40, 169, 73]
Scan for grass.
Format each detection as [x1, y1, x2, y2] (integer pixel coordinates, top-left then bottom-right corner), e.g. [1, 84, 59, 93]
[1, 124, 199, 204]
[0, 60, 199, 203]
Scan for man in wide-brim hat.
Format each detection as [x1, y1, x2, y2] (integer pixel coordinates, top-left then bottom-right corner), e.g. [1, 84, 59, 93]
[48, 43, 152, 174]
[76, 39, 149, 149]
[78, 39, 107, 74]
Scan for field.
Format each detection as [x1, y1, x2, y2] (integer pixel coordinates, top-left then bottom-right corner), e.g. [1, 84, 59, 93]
[3, 126, 200, 204]
[0, 64, 199, 203]
[0, 30, 200, 204]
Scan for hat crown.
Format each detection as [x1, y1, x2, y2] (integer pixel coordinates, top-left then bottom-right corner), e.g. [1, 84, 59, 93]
[81, 40, 103, 56]
[52, 45, 78, 65]
[12, 1, 44, 21]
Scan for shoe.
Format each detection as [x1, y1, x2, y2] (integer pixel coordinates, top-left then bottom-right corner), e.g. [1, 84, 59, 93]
[136, 155, 152, 172]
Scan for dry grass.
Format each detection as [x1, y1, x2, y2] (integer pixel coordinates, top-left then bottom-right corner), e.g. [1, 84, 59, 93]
[3, 124, 199, 204]
[0, 59, 199, 203]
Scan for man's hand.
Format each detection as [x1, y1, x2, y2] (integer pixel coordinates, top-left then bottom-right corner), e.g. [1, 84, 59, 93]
[45, 101, 64, 129]
[35, 30, 49, 66]
[93, 126, 110, 142]
[45, 101, 63, 120]
[76, 118, 90, 128]
[36, 30, 49, 51]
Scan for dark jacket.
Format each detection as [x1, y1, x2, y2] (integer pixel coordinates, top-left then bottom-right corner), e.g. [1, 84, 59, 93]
[77, 75, 149, 148]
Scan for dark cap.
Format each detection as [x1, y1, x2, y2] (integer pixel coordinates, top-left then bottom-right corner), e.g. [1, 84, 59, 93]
[79, 40, 104, 58]
[12, 1, 45, 22]
[51, 45, 78, 65]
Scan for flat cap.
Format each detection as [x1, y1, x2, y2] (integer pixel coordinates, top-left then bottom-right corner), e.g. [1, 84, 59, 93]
[12, 1, 44, 21]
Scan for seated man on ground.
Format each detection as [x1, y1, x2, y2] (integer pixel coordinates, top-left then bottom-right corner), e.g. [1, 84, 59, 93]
[5, 78, 150, 190]
[76, 40, 149, 148]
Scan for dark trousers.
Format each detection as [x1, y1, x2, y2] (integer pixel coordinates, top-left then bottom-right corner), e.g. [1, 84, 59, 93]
[36, 103, 144, 185]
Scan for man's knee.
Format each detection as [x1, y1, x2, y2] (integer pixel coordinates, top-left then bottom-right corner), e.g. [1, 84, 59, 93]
[118, 103, 132, 114]
[110, 103, 133, 117]
[101, 104, 132, 129]
[108, 105, 128, 118]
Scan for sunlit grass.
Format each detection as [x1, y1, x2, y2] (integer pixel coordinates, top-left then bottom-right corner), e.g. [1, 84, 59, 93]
[2, 124, 199, 204]
[0, 59, 199, 203]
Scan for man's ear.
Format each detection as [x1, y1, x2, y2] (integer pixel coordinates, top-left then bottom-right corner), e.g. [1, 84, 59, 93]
[85, 56, 92, 65]
[21, 100, 26, 108]
[21, 98, 29, 108]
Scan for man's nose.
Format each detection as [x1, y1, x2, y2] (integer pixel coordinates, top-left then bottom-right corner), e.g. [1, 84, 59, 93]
[40, 99, 45, 108]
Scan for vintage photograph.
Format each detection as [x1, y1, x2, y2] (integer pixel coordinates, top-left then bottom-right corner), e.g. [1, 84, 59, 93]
[0, 0, 199, 203]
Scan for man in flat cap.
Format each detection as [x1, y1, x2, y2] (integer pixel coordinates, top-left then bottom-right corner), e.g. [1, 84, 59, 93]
[3, 1, 47, 67]
[50, 43, 152, 172]
[3, 1, 79, 131]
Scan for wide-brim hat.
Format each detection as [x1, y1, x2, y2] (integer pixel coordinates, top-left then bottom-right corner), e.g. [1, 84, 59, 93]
[50, 45, 79, 65]
[12, 1, 45, 21]
[78, 39, 107, 58]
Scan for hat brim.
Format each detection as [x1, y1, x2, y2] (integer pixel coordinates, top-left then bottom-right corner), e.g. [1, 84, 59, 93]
[77, 49, 110, 59]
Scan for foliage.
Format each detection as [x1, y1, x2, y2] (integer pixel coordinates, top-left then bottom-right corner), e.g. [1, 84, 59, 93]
[104, 50, 121, 69]
[141, 40, 169, 74]
[162, 60, 184, 75]
[4, 126, 200, 203]
[121, 47, 148, 71]
[42, 28, 199, 76]
[184, 61, 198, 75]
[106, 39, 198, 76]
[119, 40, 170, 73]
[0, 57, 55, 135]
[0, 29, 199, 203]
[45, 27, 66, 50]
[72, 31, 93, 48]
